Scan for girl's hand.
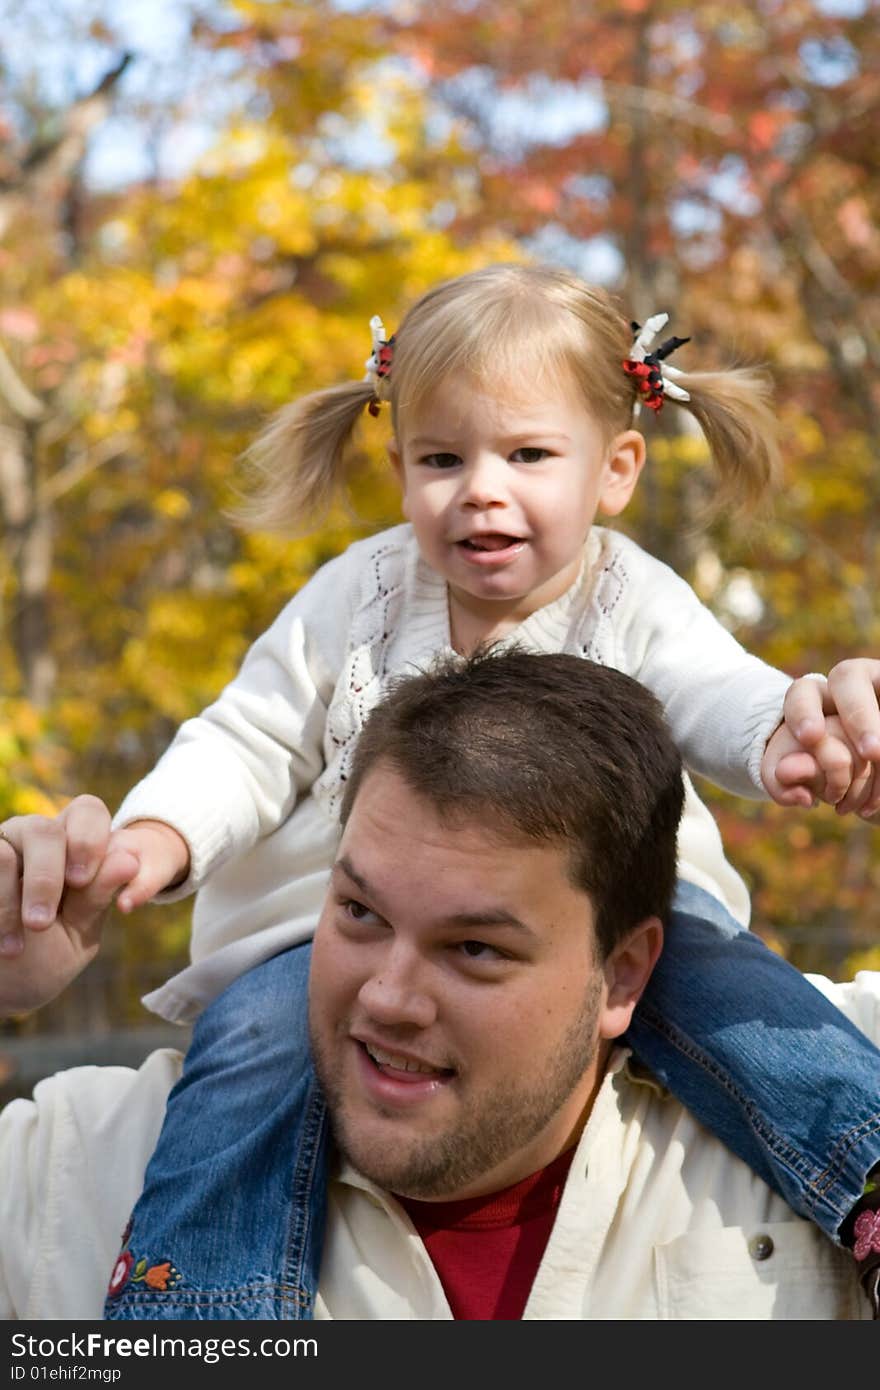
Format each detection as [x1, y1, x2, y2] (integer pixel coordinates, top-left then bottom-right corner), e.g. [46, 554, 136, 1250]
[780, 662, 880, 817]
[112, 820, 191, 914]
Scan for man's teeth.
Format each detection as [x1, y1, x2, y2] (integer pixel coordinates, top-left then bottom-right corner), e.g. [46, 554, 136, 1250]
[366, 1044, 441, 1075]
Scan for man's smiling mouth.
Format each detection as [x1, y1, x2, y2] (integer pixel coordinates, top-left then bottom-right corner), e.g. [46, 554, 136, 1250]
[363, 1042, 454, 1078]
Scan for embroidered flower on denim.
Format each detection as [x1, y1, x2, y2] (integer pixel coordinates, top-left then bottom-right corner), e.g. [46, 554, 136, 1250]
[142, 1261, 179, 1291]
[107, 1251, 134, 1298]
[106, 1220, 182, 1299]
[853, 1209, 880, 1262]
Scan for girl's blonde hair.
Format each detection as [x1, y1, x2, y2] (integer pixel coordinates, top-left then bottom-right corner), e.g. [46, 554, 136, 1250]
[239, 262, 780, 532]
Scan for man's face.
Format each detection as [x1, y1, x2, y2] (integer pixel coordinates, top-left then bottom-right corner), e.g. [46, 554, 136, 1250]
[309, 764, 632, 1202]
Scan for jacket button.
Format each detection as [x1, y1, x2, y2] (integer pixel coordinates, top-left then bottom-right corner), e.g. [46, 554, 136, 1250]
[749, 1233, 774, 1261]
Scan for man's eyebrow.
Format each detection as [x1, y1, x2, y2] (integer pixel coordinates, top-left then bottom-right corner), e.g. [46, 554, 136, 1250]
[333, 855, 373, 898]
[332, 857, 537, 937]
[445, 910, 537, 938]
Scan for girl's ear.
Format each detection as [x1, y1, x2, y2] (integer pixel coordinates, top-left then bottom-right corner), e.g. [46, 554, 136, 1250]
[387, 439, 409, 518]
[598, 430, 646, 518]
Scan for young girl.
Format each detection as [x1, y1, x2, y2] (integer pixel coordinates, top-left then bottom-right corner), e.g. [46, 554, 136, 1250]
[34, 264, 880, 1317]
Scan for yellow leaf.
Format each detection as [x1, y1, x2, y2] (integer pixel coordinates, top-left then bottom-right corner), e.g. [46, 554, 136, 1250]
[154, 489, 192, 520]
[13, 788, 63, 816]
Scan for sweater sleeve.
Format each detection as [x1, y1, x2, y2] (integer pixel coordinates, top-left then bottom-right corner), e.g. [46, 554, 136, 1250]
[113, 544, 362, 897]
[611, 536, 792, 799]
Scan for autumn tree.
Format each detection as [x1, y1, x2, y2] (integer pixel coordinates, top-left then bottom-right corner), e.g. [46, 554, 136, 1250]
[0, 0, 515, 1032]
[390, 0, 880, 970]
[3, 0, 879, 1050]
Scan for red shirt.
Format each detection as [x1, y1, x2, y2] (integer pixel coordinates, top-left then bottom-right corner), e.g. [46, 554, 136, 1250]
[395, 1146, 577, 1320]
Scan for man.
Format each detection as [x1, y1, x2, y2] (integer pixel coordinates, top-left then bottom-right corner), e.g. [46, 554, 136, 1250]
[0, 652, 876, 1319]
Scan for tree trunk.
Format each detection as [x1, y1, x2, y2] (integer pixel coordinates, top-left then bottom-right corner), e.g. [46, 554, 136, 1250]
[0, 417, 55, 706]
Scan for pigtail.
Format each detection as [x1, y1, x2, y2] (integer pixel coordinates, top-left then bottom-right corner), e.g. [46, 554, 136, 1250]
[232, 380, 377, 534]
[662, 365, 782, 519]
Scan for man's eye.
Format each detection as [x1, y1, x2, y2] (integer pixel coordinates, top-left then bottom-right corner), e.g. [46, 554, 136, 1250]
[421, 452, 461, 470]
[342, 899, 378, 924]
[458, 940, 503, 961]
[511, 447, 550, 463]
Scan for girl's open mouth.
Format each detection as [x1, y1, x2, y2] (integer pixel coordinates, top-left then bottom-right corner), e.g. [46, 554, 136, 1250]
[459, 534, 523, 553]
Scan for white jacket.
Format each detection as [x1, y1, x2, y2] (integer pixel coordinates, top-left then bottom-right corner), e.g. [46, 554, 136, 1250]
[2, 972, 876, 1321]
[114, 525, 791, 1023]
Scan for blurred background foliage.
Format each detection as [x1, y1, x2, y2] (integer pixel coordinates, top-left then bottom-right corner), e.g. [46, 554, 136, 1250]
[1, 0, 880, 1060]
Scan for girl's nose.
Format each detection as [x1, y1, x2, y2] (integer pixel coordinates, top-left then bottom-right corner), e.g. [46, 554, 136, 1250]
[459, 453, 508, 509]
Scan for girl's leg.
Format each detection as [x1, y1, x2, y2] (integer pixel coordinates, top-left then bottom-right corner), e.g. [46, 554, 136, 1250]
[104, 942, 328, 1320]
[626, 881, 880, 1247]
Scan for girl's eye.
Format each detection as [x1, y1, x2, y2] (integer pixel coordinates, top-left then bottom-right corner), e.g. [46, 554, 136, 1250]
[421, 452, 461, 470]
[511, 447, 550, 463]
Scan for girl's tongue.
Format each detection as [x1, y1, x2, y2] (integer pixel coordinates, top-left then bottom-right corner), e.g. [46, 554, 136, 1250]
[464, 534, 519, 552]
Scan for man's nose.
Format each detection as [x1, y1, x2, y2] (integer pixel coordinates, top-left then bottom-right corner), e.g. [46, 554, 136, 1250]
[459, 452, 508, 509]
[357, 947, 438, 1029]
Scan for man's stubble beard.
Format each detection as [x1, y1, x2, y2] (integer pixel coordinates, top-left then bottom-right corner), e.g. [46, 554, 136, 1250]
[310, 972, 604, 1200]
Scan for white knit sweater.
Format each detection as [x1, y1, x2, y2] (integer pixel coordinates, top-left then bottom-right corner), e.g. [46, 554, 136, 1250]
[114, 524, 792, 1023]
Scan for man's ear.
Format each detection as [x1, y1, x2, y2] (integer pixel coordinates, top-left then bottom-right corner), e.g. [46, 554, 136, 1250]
[598, 430, 646, 518]
[598, 916, 663, 1040]
[387, 439, 408, 517]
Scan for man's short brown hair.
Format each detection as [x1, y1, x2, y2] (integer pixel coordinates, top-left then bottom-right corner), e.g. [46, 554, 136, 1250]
[341, 650, 684, 958]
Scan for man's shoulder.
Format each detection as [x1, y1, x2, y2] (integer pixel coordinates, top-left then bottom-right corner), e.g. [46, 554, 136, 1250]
[607, 1059, 867, 1318]
[0, 1049, 184, 1321]
[6, 1047, 183, 1147]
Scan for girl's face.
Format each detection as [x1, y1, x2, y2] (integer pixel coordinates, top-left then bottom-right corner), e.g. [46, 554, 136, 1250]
[390, 372, 645, 645]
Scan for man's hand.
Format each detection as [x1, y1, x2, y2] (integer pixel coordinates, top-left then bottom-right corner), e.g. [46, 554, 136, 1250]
[0, 801, 191, 961]
[762, 661, 880, 816]
[0, 826, 138, 1017]
[0, 795, 115, 957]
